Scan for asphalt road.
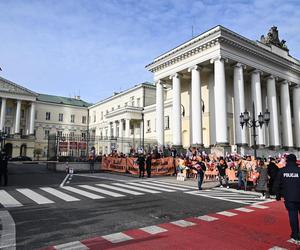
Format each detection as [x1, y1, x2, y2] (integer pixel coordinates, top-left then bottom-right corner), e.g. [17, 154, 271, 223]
[1, 163, 249, 249]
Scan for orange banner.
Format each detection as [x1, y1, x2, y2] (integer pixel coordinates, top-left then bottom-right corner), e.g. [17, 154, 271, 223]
[101, 156, 175, 176]
[101, 156, 127, 173]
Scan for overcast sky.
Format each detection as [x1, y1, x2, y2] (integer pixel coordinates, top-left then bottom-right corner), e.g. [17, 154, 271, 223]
[0, 0, 299, 103]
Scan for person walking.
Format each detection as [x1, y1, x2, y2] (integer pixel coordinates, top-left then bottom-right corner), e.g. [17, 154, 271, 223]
[137, 154, 145, 178]
[255, 159, 269, 199]
[146, 153, 152, 178]
[274, 154, 300, 244]
[0, 150, 8, 186]
[217, 157, 229, 189]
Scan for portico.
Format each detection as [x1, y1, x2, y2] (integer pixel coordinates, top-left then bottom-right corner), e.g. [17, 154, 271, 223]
[146, 26, 300, 153]
[0, 76, 37, 157]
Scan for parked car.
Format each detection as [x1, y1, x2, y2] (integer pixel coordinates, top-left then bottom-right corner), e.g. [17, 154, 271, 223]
[9, 156, 32, 161]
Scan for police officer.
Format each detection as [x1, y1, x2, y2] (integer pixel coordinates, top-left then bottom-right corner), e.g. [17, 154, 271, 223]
[0, 150, 8, 186]
[274, 154, 300, 243]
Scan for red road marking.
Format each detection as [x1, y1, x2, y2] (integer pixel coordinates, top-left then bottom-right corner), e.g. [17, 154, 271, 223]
[42, 201, 300, 250]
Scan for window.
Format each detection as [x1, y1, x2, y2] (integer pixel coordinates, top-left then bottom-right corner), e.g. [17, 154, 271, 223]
[112, 107, 114, 111]
[82, 116, 87, 124]
[5, 127, 11, 135]
[93, 111, 96, 122]
[101, 111, 103, 120]
[46, 112, 51, 120]
[106, 110, 108, 114]
[71, 114, 75, 123]
[137, 98, 141, 107]
[130, 96, 134, 106]
[20, 129, 23, 136]
[81, 132, 86, 139]
[164, 116, 170, 129]
[44, 129, 50, 139]
[6, 107, 13, 116]
[57, 130, 63, 137]
[118, 105, 120, 109]
[146, 120, 151, 132]
[21, 109, 25, 118]
[70, 131, 75, 137]
[59, 113, 63, 122]
[125, 102, 128, 107]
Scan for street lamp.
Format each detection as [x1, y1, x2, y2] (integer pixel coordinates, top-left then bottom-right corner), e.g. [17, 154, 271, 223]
[0, 131, 7, 151]
[239, 102, 270, 159]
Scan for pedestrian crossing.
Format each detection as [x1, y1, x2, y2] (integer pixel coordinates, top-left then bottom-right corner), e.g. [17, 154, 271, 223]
[0, 180, 196, 208]
[185, 188, 271, 205]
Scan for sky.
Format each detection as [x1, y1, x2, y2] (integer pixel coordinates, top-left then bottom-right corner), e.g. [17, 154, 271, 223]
[0, 0, 299, 103]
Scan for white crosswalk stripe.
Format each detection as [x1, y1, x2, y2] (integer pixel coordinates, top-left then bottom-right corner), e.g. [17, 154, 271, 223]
[79, 185, 125, 197]
[143, 182, 188, 191]
[151, 181, 198, 189]
[96, 184, 144, 195]
[0, 190, 22, 208]
[185, 188, 265, 205]
[17, 188, 55, 204]
[112, 183, 161, 194]
[127, 182, 176, 192]
[61, 186, 104, 199]
[40, 187, 80, 202]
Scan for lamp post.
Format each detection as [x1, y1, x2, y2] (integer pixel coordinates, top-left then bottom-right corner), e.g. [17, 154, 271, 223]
[0, 131, 7, 151]
[239, 102, 270, 159]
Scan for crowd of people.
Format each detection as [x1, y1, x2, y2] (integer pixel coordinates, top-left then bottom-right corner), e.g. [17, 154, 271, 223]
[102, 146, 299, 198]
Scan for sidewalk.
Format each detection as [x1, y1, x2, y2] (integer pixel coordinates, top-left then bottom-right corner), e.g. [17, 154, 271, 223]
[42, 201, 299, 250]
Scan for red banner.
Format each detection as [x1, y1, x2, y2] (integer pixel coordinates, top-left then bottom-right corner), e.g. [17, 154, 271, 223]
[59, 142, 68, 152]
[78, 142, 87, 150]
[69, 141, 77, 150]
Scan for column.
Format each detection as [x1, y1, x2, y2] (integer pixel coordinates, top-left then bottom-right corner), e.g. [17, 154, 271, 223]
[212, 57, 228, 145]
[170, 73, 182, 146]
[251, 70, 264, 146]
[119, 120, 124, 153]
[188, 65, 203, 146]
[14, 100, 22, 134]
[125, 119, 131, 138]
[156, 80, 164, 146]
[266, 76, 280, 148]
[233, 63, 247, 146]
[29, 102, 36, 135]
[113, 121, 117, 138]
[280, 81, 293, 148]
[208, 73, 216, 146]
[107, 122, 111, 139]
[293, 85, 300, 149]
[0, 98, 7, 131]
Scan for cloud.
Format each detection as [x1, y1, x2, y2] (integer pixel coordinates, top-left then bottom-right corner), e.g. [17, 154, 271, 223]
[0, 0, 299, 103]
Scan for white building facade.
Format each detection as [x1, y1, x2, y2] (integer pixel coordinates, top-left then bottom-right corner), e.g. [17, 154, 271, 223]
[145, 26, 300, 153]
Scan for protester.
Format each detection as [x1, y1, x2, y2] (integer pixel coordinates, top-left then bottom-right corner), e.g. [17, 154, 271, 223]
[136, 154, 146, 178]
[274, 154, 300, 244]
[0, 150, 8, 186]
[146, 153, 152, 178]
[255, 159, 269, 199]
[194, 156, 206, 190]
[217, 157, 229, 188]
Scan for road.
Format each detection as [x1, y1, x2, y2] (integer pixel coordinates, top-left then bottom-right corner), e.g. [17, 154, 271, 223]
[0, 163, 295, 249]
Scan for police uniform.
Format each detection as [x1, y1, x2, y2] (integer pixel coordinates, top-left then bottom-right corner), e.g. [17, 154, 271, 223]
[274, 154, 300, 241]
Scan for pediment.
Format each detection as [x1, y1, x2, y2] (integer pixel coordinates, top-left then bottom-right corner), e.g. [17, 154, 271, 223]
[0, 76, 37, 97]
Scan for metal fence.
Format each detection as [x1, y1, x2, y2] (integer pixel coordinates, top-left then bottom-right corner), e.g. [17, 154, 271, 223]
[47, 134, 157, 161]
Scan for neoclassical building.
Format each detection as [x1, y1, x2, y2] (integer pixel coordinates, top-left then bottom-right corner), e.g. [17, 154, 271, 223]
[0, 76, 90, 159]
[145, 25, 300, 153]
[1, 25, 300, 159]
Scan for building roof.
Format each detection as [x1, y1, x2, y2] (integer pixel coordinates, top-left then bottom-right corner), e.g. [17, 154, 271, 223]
[37, 93, 91, 107]
[89, 82, 154, 108]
